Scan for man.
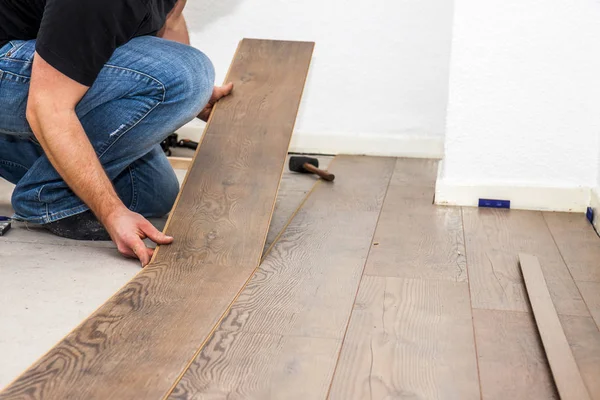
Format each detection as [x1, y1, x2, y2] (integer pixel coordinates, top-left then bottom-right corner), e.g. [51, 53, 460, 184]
[0, 0, 232, 266]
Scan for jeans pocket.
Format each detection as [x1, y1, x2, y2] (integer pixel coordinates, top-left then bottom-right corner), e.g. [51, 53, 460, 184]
[4, 40, 34, 62]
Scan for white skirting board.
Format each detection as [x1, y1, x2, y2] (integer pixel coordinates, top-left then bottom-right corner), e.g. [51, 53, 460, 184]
[289, 131, 444, 158]
[176, 125, 445, 158]
[435, 180, 591, 212]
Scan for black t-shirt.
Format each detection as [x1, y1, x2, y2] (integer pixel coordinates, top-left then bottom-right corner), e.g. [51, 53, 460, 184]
[0, 0, 177, 86]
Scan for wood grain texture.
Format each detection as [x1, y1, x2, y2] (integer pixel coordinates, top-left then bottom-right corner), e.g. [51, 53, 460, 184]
[365, 188, 466, 282]
[519, 253, 591, 400]
[472, 309, 558, 400]
[0, 39, 314, 400]
[365, 159, 468, 282]
[328, 276, 480, 400]
[577, 282, 600, 330]
[462, 208, 588, 315]
[169, 156, 396, 399]
[170, 332, 340, 400]
[559, 315, 600, 400]
[262, 155, 332, 255]
[543, 212, 600, 282]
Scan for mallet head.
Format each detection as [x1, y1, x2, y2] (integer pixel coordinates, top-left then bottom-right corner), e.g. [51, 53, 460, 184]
[289, 156, 319, 173]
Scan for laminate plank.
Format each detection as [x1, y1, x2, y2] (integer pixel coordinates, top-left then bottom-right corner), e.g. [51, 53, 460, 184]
[559, 315, 600, 400]
[577, 282, 600, 329]
[328, 276, 480, 400]
[519, 253, 591, 400]
[169, 156, 395, 399]
[462, 208, 588, 315]
[263, 155, 333, 255]
[169, 332, 340, 400]
[472, 309, 558, 400]
[543, 212, 600, 282]
[364, 158, 468, 282]
[365, 189, 466, 281]
[0, 39, 314, 400]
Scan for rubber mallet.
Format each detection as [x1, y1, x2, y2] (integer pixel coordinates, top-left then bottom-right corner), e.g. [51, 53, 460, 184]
[289, 156, 335, 182]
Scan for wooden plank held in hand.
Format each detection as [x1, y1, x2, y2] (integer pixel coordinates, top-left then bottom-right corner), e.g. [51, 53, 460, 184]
[519, 253, 591, 400]
[0, 39, 314, 400]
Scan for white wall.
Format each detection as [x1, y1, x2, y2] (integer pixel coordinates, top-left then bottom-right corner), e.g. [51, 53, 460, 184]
[183, 0, 453, 157]
[437, 0, 600, 211]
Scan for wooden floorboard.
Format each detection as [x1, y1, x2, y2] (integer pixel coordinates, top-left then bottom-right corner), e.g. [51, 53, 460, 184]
[543, 212, 600, 330]
[542, 212, 600, 282]
[329, 159, 479, 399]
[0, 39, 314, 400]
[462, 208, 588, 315]
[168, 156, 396, 399]
[519, 253, 591, 400]
[577, 281, 600, 329]
[365, 159, 468, 282]
[472, 309, 558, 400]
[328, 276, 480, 400]
[263, 155, 333, 256]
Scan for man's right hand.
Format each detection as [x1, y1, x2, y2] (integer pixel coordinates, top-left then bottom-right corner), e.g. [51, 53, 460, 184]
[103, 207, 174, 267]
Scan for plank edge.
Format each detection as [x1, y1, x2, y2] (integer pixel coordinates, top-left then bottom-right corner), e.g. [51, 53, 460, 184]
[519, 253, 591, 400]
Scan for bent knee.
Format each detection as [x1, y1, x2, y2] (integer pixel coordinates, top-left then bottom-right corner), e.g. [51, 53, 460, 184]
[169, 46, 215, 115]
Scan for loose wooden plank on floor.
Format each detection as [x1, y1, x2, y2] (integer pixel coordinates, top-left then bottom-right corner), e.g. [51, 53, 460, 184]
[0, 39, 314, 400]
[328, 276, 480, 400]
[559, 315, 600, 400]
[462, 208, 588, 315]
[168, 156, 395, 399]
[472, 309, 558, 400]
[519, 253, 591, 400]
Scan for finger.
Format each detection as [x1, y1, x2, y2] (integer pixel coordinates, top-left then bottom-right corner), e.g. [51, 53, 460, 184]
[131, 237, 151, 267]
[141, 219, 174, 245]
[221, 82, 234, 96]
[214, 82, 234, 100]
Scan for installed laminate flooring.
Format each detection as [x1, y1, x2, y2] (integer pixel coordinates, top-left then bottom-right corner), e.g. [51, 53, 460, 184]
[330, 158, 480, 400]
[169, 156, 395, 399]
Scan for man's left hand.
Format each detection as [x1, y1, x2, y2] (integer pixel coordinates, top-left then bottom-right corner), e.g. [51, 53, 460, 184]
[198, 83, 234, 122]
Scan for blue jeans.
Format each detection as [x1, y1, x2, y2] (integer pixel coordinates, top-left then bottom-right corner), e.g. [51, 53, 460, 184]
[0, 36, 214, 223]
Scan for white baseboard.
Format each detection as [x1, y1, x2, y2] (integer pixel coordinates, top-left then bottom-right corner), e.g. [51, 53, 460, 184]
[289, 131, 444, 158]
[590, 188, 600, 230]
[175, 125, 445, 158]
[435, 180, 591, 212]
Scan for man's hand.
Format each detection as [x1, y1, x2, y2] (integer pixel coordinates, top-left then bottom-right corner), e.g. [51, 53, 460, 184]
[198, 83, 234, 122]
[103, 207, 174, 267]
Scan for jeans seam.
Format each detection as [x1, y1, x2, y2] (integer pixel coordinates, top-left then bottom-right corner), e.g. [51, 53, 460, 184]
[103, 64, 166, 103]
[0, 159, 29, 172]
[37, 184, 46, 203]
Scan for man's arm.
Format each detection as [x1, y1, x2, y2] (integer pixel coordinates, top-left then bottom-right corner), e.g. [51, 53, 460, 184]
[157, 0, 234, 122]
[27, 54, 173, 266]
[158, 0, 190, 45]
